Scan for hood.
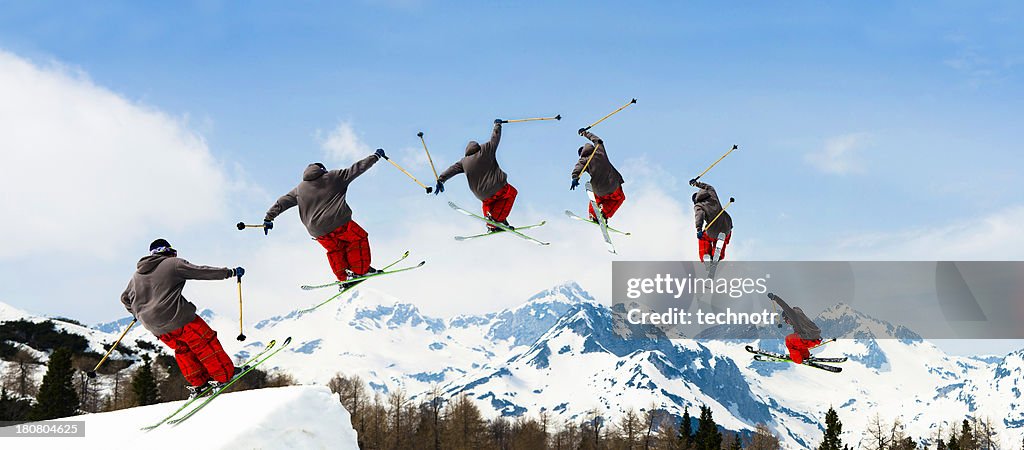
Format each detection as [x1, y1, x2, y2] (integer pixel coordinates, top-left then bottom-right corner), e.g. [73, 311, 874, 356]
[693, 189, 712, 204]
[578, 143, 595, 157]
[303, 163, 328, 181]
[137, 254, 170, 275]
[465, 141, 481, 156]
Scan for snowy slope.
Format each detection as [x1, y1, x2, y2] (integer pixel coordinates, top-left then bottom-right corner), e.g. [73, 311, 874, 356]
[0, 386, 358, 450]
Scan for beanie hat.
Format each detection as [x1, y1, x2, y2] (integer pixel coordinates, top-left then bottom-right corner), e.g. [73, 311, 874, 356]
[149, 238, 175, 255]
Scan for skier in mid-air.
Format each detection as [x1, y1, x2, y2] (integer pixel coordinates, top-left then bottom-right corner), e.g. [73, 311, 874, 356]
[120, 239, 244, 398]
[689, 178, 733, 262]
[570, 128, 626, 222]
[263, 149, 386, 285]
[434, 120, 518, 232]
[767, 293, 822, 364]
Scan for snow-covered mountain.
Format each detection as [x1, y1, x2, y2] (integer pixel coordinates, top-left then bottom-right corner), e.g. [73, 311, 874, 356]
[3, 281, 1023, 448]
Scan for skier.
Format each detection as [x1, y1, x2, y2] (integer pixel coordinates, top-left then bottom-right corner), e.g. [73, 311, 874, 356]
[434, 120, 517, 232]
[263, 149, 386, 285]
[689, 178, 733, 262]
[570, 128, 626, 222]
[767, 293, 822, 364]
[120, 239, 244, 397]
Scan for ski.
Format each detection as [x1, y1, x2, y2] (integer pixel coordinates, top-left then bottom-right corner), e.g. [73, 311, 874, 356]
[585, 182, 616, 254]
[752, 353, 847, 364]
[455, 221, 547, 241]
[167, 337, 294, 426]
[298, 261, 427, 313]
[141, 339, 278, 431]
[301, 251, 411, 290]
[705, 232, 727, 278]
[751, 354, 843, 373]
[564, 210, 631, 236]
[447, 201, 550, 246]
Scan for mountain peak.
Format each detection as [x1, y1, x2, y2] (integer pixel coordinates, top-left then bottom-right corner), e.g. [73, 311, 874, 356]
[525, 281, 596, 305]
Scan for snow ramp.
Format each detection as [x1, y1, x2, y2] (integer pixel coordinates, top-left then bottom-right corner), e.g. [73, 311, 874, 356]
[2, 385, 358, 449]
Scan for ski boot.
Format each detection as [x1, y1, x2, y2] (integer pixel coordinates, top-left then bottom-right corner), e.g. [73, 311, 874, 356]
[186, 383, 207, 400]
[487, 220, 514, 233]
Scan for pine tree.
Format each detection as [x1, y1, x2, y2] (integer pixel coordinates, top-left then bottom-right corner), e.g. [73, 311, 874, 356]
[0, 387, 33, 421]
[819, 407, 845, 450]
[959, 419, 976, 450]
[28, 347, 79, 420]
[130, 355, 160, 406]
[730, 431, 743, 450]
[694, 405, 722, 450]
[679, 405, 694, 449]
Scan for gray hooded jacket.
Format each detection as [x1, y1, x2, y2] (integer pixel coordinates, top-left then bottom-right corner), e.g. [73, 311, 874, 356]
[692, 181, 733, 237]
[771, 294, 822, 341]
[265, 155, 380, 238]
[437, 123, 506, 201]
[571, 131, 624, 197]
[120, 254, 233, 336]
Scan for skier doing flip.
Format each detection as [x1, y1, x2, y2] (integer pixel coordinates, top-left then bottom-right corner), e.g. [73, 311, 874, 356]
[120, 239, 245, 398]
[263, 149, 387, 285]
[570, 129, 626, 222]
[690, 179, 733, 262]
[768, 293, 822, 364]
[435, 120, 518, 232]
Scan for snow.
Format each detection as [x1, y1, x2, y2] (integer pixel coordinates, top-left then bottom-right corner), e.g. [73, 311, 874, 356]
[0, 386, 358, 450]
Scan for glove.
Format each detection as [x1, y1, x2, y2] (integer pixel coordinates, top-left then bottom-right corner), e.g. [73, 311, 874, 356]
[434, 180, 445, 195]
[570, 177, 580, 191]
[578, 128, 587, 136]
[689, 178, 699, 187]
[697, 230, 704, 240]
[767, 293, 778, 301]
[263, 220, 273, 235]
[374, 148, 387, 160]
[232, 267, 245, 278]
[494, 119, 505, 124]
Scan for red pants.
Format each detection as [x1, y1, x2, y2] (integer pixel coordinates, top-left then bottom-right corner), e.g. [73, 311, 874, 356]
[785, 333, 822, 364]
[158, 316, 235, 387]
[698, 232, 732, 262]
[316, 220, 371, 281]
[588, 186, 626, 221]
[482, 183, 518, 224]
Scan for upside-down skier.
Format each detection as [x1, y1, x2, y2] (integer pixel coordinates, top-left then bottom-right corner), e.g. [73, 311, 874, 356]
[263, 149, 386, 285]
[120, 239, 245, 398]
[689, 179, 733, 262]
[570, 128, 626, 222]
[434, 120, 518, 232]
[767, 293, 822, 364]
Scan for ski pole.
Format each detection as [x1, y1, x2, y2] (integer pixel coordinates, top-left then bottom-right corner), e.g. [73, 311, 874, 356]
[694, 145, 738, 181]
[379, 149, 433, 194]
[236, 222, 266, 231]
[236, 274, 246, 342]
[582, 98, 636, 131]
[417, 132, 440, 181]
[504, 115, 561, 123]
[87, 318, 137, 378]
[702, 197, 735, 233]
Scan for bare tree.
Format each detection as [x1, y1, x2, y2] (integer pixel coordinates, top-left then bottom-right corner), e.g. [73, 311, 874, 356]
[747, 423, 781, 450]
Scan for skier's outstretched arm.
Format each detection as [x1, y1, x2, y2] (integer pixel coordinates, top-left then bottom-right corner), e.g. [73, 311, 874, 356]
[571, 154, 588, 179]
[120, 281, 135, 317]
[767, 293, 796, 317]
[175, 259, 233, 281]
[336, 153, 381, 185]
[264, 189, 298, 222]
[438, 161, 465, 183]
[581, 130, 604, 151]
[480, 121, 502, 155]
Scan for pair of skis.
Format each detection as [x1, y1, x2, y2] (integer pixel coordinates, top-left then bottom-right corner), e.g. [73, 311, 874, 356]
[298, 251, 426, 313]
[745, 341, 846, 373]
[141, 337, 293, 431]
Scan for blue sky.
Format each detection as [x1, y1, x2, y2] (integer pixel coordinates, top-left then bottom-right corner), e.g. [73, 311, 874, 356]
[0, 2, 1022, 354]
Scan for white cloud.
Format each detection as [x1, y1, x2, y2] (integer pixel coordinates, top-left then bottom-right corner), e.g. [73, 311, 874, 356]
[0, 50, 229, 260]
[805, 132, 871, 175]
[830, 205, 1024, 260]
[319, 121, 371, 164]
